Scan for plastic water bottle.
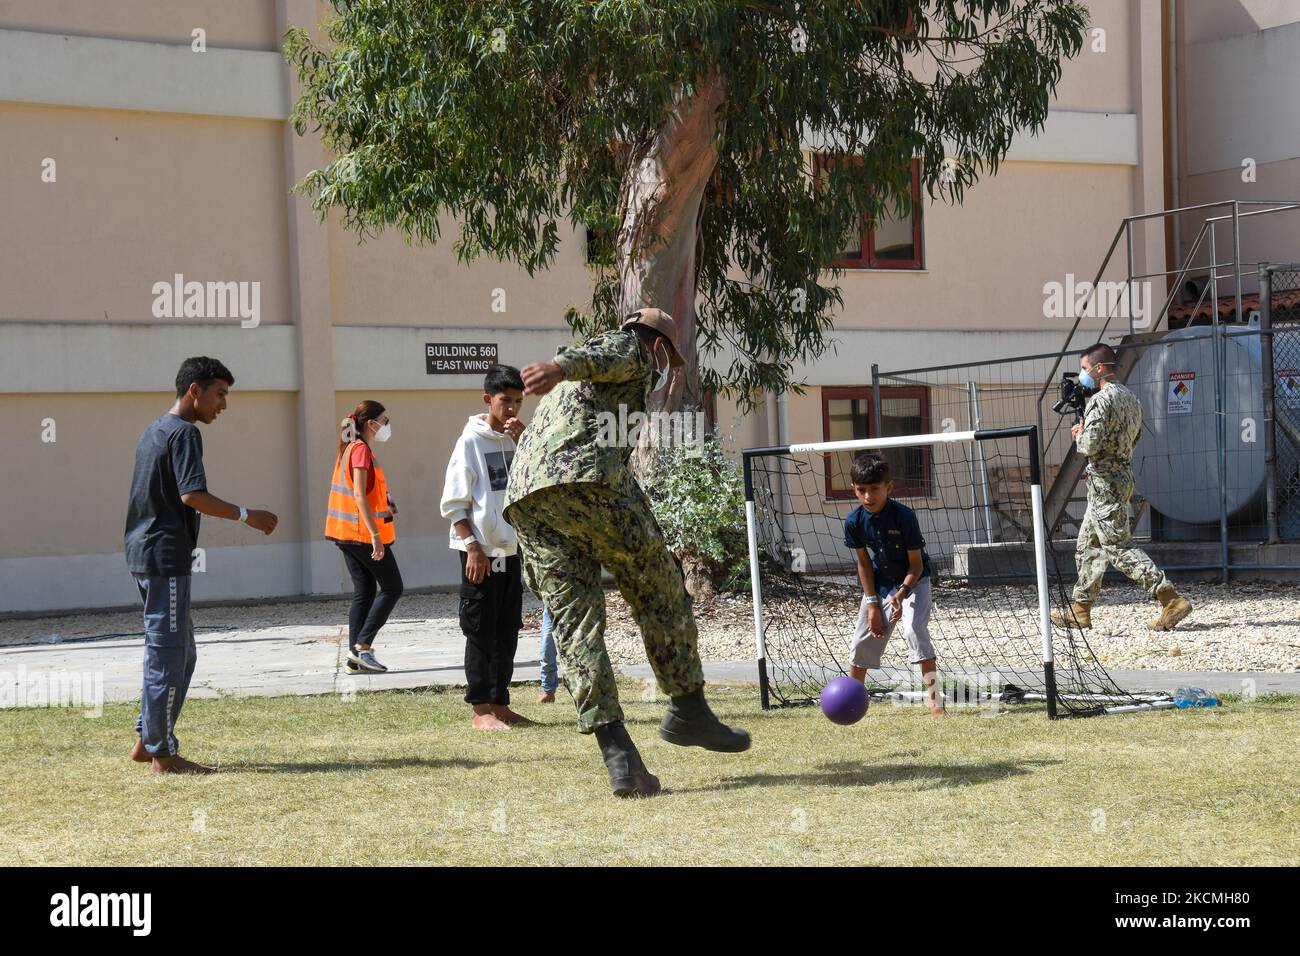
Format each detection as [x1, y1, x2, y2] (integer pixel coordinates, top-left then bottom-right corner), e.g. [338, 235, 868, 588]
[1173, 686, 1220, 708]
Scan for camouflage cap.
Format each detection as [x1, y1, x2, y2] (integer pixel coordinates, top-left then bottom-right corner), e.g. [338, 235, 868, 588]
[622, 308, 685, 367]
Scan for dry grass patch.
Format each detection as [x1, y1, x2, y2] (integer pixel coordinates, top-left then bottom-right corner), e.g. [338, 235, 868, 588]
[4, 684, 1297, 866]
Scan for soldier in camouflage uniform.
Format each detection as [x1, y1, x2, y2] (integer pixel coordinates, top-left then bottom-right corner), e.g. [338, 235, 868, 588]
[504, 308, 750, 798]
[1052, 343, 1193, 632]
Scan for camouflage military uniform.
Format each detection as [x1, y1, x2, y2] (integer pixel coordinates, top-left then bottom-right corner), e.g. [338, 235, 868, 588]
[1072, 381, 1171, 605]
[503, 329, 705, 733]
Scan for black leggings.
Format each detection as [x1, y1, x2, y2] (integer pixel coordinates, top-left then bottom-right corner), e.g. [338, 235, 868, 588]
[337, 542, 404, 651]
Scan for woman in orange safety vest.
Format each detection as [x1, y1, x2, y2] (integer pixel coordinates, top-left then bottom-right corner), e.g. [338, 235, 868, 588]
[325, 400, 404, 673]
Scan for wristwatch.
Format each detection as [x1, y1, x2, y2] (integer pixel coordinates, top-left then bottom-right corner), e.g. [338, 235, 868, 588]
[897, 583, 912, 599]
[239, 506, 249, 524]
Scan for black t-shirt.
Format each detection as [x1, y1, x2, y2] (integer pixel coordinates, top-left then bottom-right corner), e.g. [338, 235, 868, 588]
[124, 413, 208, 576]
[843, 498, 931, 596]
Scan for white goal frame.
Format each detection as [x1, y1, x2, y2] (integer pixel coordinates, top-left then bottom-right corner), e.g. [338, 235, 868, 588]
[742, 426, 1059, 715]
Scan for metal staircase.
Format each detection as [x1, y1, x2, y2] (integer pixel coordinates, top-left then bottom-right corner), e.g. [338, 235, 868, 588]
[1037, 200, 1300, 538]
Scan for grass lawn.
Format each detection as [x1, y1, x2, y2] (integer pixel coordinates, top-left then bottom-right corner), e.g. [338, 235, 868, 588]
[5, 682, 1297, 866]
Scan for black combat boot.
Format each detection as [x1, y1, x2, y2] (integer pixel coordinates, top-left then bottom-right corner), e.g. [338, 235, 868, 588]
[594, 722, 661, 798]
[659, 688, 752, 753]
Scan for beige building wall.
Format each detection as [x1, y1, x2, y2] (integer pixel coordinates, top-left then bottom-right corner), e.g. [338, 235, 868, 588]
[1174, 3, 1300, 288]
[1, 0, 1169, 613]
[0, 0, 281, 49]
[328, 215, 595, 330]
[0, 102, 291, 324]
[1182, 0, 1300, 43]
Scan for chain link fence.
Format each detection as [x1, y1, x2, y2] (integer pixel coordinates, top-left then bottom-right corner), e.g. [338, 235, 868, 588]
[1262, 263, 1300, 540]
[872, 296, 1300, 579]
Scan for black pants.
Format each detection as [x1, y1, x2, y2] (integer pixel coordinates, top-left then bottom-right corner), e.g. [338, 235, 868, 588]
[337, 542, 404, 651]
[459, 551, 522, 705]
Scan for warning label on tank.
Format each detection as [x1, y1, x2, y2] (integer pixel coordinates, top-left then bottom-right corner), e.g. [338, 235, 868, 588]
[1279, 369, 1300, 409]
[1168, 371, 1195, 415]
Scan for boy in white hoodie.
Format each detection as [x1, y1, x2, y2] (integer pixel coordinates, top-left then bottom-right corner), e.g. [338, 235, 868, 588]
[441, 365, 530, 731]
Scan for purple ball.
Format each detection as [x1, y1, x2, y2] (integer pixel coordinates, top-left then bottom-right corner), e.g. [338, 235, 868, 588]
[820, 675, 870, 725]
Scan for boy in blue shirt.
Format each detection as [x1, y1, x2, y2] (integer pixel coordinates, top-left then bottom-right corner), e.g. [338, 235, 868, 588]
[842, 454, 944, 717]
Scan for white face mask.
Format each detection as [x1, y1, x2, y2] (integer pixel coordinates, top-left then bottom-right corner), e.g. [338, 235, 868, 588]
[372, 422, 392, 443]
[652, 340, 671, 393]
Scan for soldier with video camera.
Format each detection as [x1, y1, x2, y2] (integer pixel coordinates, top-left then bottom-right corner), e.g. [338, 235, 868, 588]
[1052, 343, 1193, 632]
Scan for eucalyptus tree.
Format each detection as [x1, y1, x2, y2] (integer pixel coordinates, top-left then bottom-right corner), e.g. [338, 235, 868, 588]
[287, 1, 1087, 412]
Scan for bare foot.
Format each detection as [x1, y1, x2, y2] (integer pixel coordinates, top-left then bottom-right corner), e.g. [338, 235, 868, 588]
[130, 738, 151, 763]
[150, 755, 215, 775]
[471, 703, 511, 731]
[538, 691, 556, 704]
[929, 707, 947, 720]
[492, 704, 535, 726]
[471, 712, 511, 731]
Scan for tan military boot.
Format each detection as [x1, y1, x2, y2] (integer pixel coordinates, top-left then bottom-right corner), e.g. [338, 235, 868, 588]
[1146, 586, 1192, 631]
[1051, 601, 1092, 629]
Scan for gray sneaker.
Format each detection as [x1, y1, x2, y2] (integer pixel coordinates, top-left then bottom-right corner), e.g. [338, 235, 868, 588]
[348, 650, 388, 673]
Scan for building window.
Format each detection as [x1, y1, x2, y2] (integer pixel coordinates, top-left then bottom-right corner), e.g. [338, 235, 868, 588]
[821, 385, 931, 499]
[813, 155, 924, 270]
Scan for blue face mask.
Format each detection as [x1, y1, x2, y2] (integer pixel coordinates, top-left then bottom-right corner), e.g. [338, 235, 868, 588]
[1079, 367, 1098, 391]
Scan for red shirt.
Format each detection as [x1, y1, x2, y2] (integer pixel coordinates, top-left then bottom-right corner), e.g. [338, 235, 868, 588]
[347, 441, 377, 495]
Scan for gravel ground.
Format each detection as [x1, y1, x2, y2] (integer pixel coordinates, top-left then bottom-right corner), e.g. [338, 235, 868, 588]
[569, 579, 1300, 674]
[1071, 580, 1300, 672]
[4, 580, 1298, 674]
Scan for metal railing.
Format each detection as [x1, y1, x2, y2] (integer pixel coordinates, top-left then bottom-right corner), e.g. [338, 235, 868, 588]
[1034, 200, 1300, 563]
[875, 323, 1300, 581]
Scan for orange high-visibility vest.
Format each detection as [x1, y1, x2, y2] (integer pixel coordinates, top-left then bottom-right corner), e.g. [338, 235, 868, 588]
[324, 441, 396, 545]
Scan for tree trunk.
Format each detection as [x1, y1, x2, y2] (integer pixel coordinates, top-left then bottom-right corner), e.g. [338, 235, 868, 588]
[617, 67, 726, 417]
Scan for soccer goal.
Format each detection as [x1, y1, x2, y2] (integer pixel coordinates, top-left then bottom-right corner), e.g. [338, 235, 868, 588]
[741, 426, 1173, 718]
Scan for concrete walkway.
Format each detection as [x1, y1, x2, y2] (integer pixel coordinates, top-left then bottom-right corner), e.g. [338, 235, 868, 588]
[2, 617, 1297, 708]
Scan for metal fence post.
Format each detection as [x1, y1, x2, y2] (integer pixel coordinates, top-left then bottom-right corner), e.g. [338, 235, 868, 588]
[966, 382, 980, 544]
[968, 382, 994, 545]
[1210, 225, 1230, 582]
[1260, 264, 1280, 544]
[1215, 322, 1230, 582]
[1125, 219, 1135, 336]
[870, 364, 883, 438]
[1232, 201, 1243, 331]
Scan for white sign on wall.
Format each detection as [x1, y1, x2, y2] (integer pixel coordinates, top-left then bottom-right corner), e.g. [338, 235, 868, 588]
[425, 343, 499, 374]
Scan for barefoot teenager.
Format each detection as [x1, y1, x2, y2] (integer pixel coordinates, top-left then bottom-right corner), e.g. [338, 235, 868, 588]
[440, 364, 531, 731]
[124, 357, 278, 774]
[504, 309, 750, 798]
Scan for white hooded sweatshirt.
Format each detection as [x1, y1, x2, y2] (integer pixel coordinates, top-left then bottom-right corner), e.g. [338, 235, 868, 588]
[440, 414, 519, 556]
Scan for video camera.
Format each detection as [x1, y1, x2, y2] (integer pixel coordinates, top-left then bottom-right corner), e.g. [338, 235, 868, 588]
[1051, 372, 1089, 420]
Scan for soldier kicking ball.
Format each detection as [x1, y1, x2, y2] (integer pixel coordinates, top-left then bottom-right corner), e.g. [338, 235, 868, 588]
[1052, 343, 1193, 632]
[503, 308, 750, 798]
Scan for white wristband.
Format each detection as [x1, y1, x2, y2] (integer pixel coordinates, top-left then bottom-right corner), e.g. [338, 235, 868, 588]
[863, 596, 880, 606]
[238, 506, 249, 524]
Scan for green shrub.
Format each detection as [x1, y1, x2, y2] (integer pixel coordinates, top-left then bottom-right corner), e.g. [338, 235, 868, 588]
[643, 430, 749, 591]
